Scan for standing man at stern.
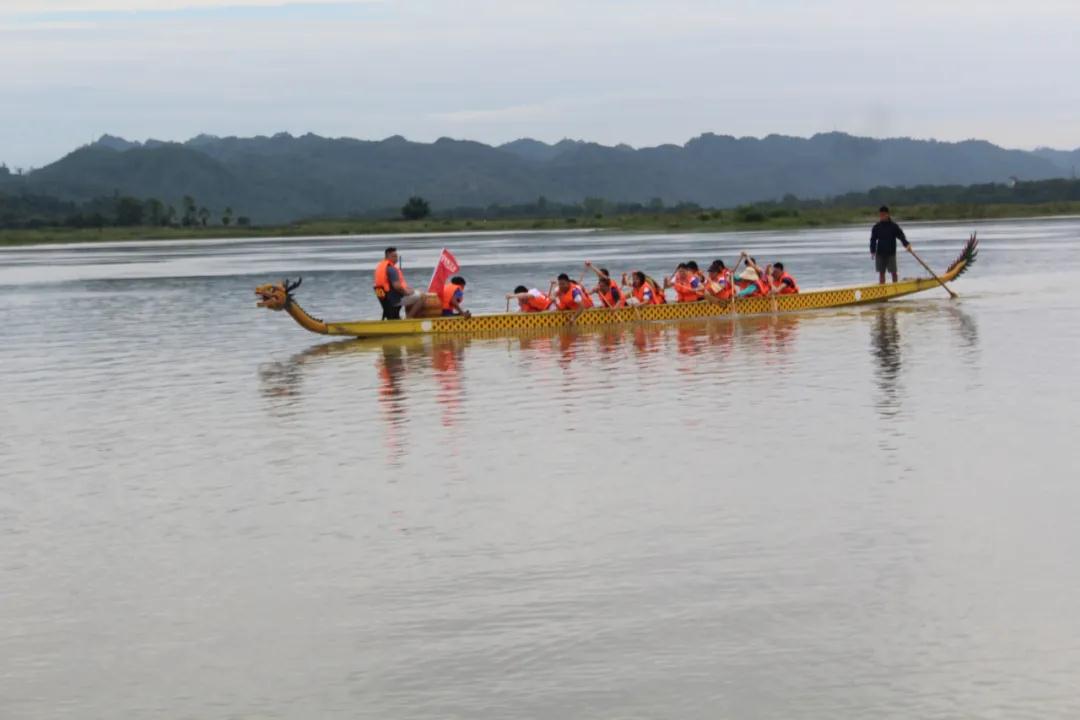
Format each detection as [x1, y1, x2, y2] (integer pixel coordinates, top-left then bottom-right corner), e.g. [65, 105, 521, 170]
[870, 206, 911, 284]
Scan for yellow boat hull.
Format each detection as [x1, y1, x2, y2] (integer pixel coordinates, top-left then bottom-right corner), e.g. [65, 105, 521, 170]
[257, 235, 979, 340]
[323, 276, 940, 337]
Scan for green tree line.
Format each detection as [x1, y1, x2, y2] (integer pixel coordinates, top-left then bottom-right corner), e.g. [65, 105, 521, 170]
[0, 191, 249, 230]
[5, 177, 1079, 231]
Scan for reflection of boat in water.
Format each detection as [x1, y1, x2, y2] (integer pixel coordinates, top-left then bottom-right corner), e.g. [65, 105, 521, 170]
[255, 236, 979, 340]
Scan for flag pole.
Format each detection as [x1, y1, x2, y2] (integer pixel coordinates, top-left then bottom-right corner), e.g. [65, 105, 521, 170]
[427, 248, 446, 294]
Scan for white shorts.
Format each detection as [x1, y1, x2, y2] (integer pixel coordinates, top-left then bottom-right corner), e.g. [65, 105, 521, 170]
[401, 290, 424, 307]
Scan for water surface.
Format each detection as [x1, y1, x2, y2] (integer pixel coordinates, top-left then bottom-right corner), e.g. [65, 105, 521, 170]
[3, 219, 1080, 719]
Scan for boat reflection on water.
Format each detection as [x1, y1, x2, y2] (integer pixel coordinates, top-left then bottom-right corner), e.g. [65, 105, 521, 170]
[868, 302, 981, 409]
[509, 313, 803, 362]
[263, 314, 809, 398]
[259, 314, 815, 459]
[870, 306, 903, 419]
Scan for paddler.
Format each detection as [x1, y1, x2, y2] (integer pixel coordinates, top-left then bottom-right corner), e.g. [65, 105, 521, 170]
[622, 271, 663, 305]
[373, 246, 425, 320]
[704, 259, 733, 301]
[506, 285, 553, 312]
[768, 262, 799, 294]
[686, 260, 705, 285]
[549, 273, 593, 323]
[440, 276, 471, 317]
[733, 253, 769, 297]
[666, 263, 704, 302]
[583, 261, 626, 308]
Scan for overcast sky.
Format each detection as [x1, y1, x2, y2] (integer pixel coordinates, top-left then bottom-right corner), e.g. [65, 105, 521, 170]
[3, 0, 1078, 168]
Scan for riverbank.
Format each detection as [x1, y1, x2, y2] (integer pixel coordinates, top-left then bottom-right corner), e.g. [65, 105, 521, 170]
[4, 200, 1080, 246]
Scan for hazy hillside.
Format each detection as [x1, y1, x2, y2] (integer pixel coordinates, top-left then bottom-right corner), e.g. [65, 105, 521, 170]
[9, 131, 1074, 223]
[1033, 147, 1080, 175]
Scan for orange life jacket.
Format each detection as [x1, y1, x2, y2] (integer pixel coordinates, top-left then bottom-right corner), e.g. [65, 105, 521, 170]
[705, 270, 733, 300]
[773, 272, 799, 294]
[632, 283, 652, 305]
[645, 276, 666, 304]
[673, 274, 702, 303]
[373, 259, 405, 298]
[519, 290, 552, 312]
[595, 282, 625, 308]
[441, 282, 463, 312]
[557, 281, 592, 311]
[735, 276, 768, 297]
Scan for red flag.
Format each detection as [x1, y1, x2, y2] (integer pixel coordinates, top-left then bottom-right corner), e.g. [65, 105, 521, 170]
[427, 248, 460, 294]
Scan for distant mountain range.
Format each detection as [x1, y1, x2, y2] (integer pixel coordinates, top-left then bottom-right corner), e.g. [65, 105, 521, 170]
[2, 131, 1077, 224]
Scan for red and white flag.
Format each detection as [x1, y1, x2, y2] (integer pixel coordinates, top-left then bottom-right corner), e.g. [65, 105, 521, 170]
[427, 248, 460, 294]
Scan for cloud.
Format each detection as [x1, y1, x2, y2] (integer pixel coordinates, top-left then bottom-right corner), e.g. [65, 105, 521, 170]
[1, 0, 1078, 169]
[0, 20, 98, 30]
[0, 0, 377, 16]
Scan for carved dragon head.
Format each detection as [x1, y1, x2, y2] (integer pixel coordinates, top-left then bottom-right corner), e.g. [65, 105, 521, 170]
[255, 277, 302, 311]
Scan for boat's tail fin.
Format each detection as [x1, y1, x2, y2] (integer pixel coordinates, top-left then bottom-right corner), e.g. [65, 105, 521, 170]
[943, 233, 979, 281]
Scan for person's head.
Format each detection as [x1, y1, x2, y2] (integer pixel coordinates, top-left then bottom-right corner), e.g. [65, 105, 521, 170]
[598, 274, 612, 289]
[675, 263, 688, 278]
[708, 259, 726, 276]
[513, 285, 528, 295]
[557, 272, 571, 292]
[878, 205, 890, 221]
[686, 261, 699, 273]
[632, 271, 646, 288]
[450, 276, 465, 288]
[384, 246, 398, 264]
[771, 262, 784, 280]
[598, 267, 611, 279]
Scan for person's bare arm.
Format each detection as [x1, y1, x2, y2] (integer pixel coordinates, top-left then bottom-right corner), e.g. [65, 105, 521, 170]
[583, 261, 609, 282]
[387, 265, 408, 294]
[449, 294, 470, 318]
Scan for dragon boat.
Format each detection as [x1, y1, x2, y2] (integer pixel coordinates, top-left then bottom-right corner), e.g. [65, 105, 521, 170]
[255, 235, 978, 339]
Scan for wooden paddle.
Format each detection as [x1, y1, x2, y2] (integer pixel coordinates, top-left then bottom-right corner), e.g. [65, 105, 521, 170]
[906, 246, 958, 299]
[729, 253, 748, 315]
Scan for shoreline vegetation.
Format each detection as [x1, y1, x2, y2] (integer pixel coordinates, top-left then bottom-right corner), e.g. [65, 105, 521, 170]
[3, 200, 1080, 247]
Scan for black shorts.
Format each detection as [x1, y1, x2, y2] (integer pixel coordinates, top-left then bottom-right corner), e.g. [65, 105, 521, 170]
[379, 293, 402, 320]
[875, 253, 898, 274]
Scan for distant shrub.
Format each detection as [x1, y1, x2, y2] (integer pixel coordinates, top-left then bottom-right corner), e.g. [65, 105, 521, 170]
[698, 213, 711, 221]
[566, 217, 577, 224]
[735, 205, 766, 222]
[401, 196, 431, 221]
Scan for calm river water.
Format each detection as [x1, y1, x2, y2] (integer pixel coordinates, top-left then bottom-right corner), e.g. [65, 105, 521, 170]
[3, 218, 1080, 719]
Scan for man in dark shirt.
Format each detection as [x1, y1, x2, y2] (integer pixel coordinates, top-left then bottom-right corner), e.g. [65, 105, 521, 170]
[870, 205, 911, 284]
